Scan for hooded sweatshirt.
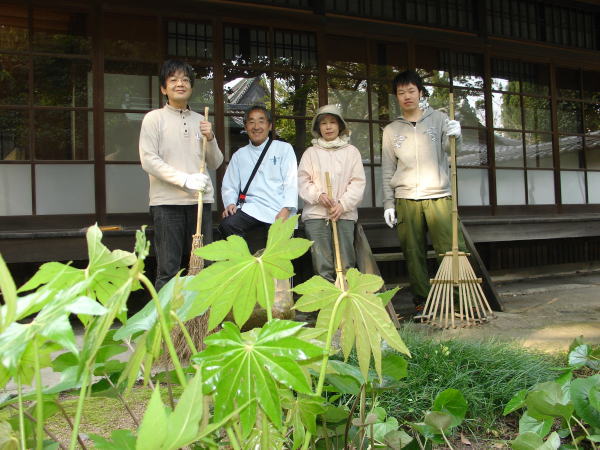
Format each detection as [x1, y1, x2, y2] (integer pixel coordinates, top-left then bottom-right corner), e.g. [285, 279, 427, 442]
[381, 106, 461, 210]
[298, 105, 366, 222]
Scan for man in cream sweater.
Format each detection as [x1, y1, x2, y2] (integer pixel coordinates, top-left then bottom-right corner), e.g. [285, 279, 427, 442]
[140, 59, 223, 290]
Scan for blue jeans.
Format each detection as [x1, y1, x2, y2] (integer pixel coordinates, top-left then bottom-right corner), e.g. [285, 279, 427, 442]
[151, 204, 213, 291]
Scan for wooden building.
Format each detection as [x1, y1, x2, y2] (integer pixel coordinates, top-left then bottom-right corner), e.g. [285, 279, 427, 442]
[1, 0, 600, 276]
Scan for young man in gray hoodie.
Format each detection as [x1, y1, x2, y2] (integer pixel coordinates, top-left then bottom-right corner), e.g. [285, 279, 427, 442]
[381, 69, 465, 311]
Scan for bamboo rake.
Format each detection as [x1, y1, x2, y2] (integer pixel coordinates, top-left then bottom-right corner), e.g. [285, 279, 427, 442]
[325, 172, 346, 291]
[420, 94, 494, 328]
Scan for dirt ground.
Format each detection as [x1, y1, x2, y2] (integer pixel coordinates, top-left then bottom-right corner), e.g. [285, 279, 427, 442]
[393, 265, 600, 353]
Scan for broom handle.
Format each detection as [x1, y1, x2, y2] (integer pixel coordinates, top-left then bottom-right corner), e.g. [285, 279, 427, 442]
[325, 172, 345, 290]
[195, 106, 209, 235]
[449, 94, 459, 283]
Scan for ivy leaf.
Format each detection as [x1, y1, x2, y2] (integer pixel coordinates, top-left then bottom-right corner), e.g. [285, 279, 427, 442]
[190, 216, 311, 330]
[294, 268, 410, 380]
[570, 375, 600, 429]
[510, 431, 560, 450]
[193, 320, 320, 438]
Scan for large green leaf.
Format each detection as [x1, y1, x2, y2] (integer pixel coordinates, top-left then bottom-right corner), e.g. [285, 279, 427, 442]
[0, 253, 17, 334]
[0, 421, 18, 450]
[192, 320, 321, 437]
[570, 375, 600, 428]
[190, 216, 311, 330]
[569, 344, 600, 371]
[518, 411, 553, 437]
[136, 386, 168, 450]
[423, 411, 453, 433]
[504, 389, 529, 415]
[526, 381, 574, 421]
[89, 430, 136, 450]
[510, 431, 560, 450]
[432, 388, 468, 428]
[281, 391, 326, 450]
[294, 268, 410, 380]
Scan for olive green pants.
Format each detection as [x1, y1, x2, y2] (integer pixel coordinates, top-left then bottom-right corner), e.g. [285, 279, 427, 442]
[304, 219, 356, 283]
[395, 197, 466, 300]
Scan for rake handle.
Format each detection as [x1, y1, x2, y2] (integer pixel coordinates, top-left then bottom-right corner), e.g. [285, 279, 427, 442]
[325, 172, 345, 290]
[195, 106, 209, 235]
[449, 93, 459, 283]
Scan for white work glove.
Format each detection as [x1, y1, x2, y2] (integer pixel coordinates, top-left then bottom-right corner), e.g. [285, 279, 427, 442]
[384, 208, 397, 228]
[446, 119, 461, 137]
[184, 172, 210, 192]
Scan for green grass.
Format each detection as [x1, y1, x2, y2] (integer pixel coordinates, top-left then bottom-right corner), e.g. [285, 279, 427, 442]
[378, 324, 560, 435]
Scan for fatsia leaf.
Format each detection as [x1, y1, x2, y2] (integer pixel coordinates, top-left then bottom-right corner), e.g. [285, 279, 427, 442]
[293, 268, 410, 381]
[189, 216, 311, 330]
[17, 262, 82, 294]
[135, 386, 167, 450]
[193, 320, 320, 438]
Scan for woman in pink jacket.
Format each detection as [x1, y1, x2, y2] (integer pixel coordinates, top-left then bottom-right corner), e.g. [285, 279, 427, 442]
[298, 105, 366, 282]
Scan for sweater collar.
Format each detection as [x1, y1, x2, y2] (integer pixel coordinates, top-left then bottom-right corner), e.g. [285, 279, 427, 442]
[164, 102, 191, 115]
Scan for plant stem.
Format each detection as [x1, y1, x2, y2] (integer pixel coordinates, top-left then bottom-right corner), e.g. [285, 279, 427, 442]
[105, 374, 140, 426]
[441, 429, 454, 450]
[55, 401, 87, 450]
[359, 384, 366, 446]
[301, 292, 346, 450]
[571, 416, 596, 450]
[567, 418, 579, 450]
[226, 427, 241, 450]
[344, 388, 361, 448]
[171, 311, 198, 355]
[17, 375, 25, 450]
[33, 345, 44, 450]
[139, 273, 187, 387]
[68, 370, 89, 450]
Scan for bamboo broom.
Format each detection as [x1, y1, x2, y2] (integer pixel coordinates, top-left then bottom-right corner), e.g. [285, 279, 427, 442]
[325, 172, 346, 291]
[420, 94, 494, 328]
[170, 106, 211, 362]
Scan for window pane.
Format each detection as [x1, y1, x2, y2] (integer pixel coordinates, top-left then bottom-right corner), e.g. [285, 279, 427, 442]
[105, 14, 158, 60]
[0, 5, 28, 51]
[521, 63, 549, 96]
[105, 112, 142, 161]
[559, 135, 584, 169]
[35, 164, 94, 214]
[104, 61, 159, 110]
[32, 9, 90, 54]
[224, 25, 269, 66]
[457, 168, 489, 206]
[557, 102, 583, 134]
[224, 115, 246, 161]
[224, 70, 270, 112]
[522, 97, 551, 132]
[585, 135, 600, 170]
[525, 133, 553, 168]
[450, 53, 484, 89]
[273, 30, 316, 70]
[167, 20, 212, 60]
[0, 165, 31, 215]
[495, 132, 523, 168]
[189, 66, 214, 113]
[582, 70, 600, 102]
[458, 128, 487, 166]
[346, 121, 370, 162]
[0, 110, 29, 160]
[275, 118, 309, 157]
[560, 171, 585, 204]
[0, 54, 28, 105]
[556, 67, 580, 99]
[33, 57, 92, 107]
[587, 172, 600, 204]
[584, 103, 600, 135]
[369, 41, 407, 79]
[491, 59, 520, 92]
[425, 86, 449, 111]
[106, 164, 149, 213]
[327, 77, 368, 120]
[492, 93, 521, 130]
[370, 79, 399, 122]
[274, 72, 318, 118]
[454, 89, 485, 128]
[527, 170, 555, 205]
[415, 46, 450, 85]
[496, 169, 525, 205]
[34, 110, 92, 160]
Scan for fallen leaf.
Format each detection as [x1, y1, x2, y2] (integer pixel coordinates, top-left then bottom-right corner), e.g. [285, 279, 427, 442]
[460, 433, 472, 446]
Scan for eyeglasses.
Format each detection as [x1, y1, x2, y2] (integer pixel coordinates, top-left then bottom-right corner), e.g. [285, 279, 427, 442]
[167, 77, 191, 86]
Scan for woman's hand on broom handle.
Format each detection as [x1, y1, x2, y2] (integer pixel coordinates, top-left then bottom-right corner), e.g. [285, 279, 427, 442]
[328, 201, 344, 221]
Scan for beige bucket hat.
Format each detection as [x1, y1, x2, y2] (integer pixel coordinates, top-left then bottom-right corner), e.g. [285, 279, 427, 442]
[311, 104, 350, 139]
